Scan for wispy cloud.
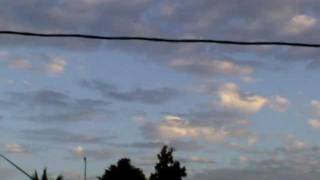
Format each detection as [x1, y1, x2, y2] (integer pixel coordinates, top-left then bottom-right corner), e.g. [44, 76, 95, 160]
[80, 80, 180, 104]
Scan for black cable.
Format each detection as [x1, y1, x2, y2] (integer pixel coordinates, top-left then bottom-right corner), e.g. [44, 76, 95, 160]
[0, 153, 33, 179]
[0, 30, 320, 48]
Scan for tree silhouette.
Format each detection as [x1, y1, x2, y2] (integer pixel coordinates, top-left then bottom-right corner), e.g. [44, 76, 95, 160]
[98, 158, 146, 180]
[32, 168, 63, 180]
[150, 146, 187, 180]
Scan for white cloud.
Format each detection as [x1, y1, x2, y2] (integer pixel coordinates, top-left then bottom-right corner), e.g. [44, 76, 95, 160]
[217, 83, 267, 114]
[308, 101, 320, 129]
[268, 96, 290, 112]
[308, 119, 320, 129]
[152, 115, 230, 141]
[5, 144, 28, 154]
[46, 58, 67, 75]
[286, 14, 317, 34]
[73, 146, 85, 157]
[163, 115, 186, 125]
[169, 59, 254, 76]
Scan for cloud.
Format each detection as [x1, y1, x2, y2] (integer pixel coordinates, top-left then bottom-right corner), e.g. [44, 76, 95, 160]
[72, 146, 85, 157]
[308, 119, 320, 129]
[8, 59, 32, 70]
[80, 80, 180, 104]
[1, 0, 320, 72]
[46, 57, 67, 75]
[217, 82, 267, 114]
[179, 156, 215, 164]
[285, 14, 317, 34]
[5, 89, 112, 123]
[190, 167, 320, 180]
[2, 52, 69, 75]
[7, 90, 70, 106]
[4, 143, 29, 154]
[268, 96, 290, 112]
[247, 136, 258, 146]
[190, 138, 320, 180]
[168, 58, 254, 76]
[283, 134, 308, 152]
[142, 115, 230, 142]
[69, 147, 117, 160]
[308, 100, 320, 129]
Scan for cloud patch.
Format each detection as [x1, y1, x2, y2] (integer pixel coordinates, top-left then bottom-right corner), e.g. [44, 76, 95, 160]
[5, 89, 112, 124]
[142, 115, 232, 142]
[308, 119, 320, 129]
[80, 80, 180, 105]
[4, 143, 29, 154]
[268, 96, 290, 112]
[285, 14, 317, 34]
[168, 58, 254, 76]
[217, 82, 267, 114]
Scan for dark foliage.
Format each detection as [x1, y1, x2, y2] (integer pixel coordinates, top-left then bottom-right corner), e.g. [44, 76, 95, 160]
[150, 146, 187, 180]
[98, 158, 146, 180]
[32, 168, 63, 180]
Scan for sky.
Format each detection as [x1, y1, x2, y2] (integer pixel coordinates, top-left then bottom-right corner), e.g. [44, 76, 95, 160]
[1, 0, 320, 180]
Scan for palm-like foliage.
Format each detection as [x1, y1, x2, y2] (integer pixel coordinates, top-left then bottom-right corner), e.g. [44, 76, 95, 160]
[150, 146, 187, 180]
[98, 158, 146, 180]
[32, 168, 63, 180]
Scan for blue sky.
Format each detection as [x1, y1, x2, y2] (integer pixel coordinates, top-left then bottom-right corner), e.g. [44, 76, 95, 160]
[1, 1, 320, 180]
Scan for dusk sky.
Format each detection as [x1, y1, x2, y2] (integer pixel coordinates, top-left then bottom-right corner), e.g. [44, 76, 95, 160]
[1, 0, 320, 180]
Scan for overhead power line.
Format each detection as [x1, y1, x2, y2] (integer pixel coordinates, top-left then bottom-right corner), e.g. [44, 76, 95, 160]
[0, 30, 320, 48]
[0, 153, 33, 179]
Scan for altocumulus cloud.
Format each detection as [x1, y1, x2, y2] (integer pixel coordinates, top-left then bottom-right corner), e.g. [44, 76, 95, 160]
[2, 52, 68, 75]
[168, 58, 254, 76]
[217, 82, 268, 114]
[1, 0, 320, 70]
[5, 89, 112, 124]
[80, 80, 180, 105]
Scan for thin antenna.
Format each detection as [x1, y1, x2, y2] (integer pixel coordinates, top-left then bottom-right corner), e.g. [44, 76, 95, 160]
[83, 156, 87, 180]
[0, 153, 33, 179]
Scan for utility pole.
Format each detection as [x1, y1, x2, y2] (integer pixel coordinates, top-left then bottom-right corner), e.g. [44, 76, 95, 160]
[0, 153, 33, 179]
[83, 156, 87, 180]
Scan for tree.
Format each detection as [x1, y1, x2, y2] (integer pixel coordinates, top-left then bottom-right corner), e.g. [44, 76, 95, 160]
[98, 158, 146, 180]
[32, 168, 63, 180]
[150, 146, 187, 180]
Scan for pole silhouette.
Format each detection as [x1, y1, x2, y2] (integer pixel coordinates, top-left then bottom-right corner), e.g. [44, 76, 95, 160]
[84, 156, 87, 180]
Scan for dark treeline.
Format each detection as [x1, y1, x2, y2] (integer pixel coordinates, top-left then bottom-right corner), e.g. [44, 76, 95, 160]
[31, 146, 187, 180]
